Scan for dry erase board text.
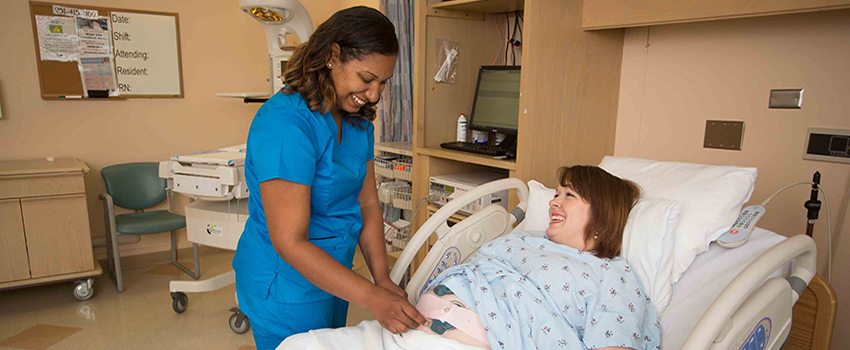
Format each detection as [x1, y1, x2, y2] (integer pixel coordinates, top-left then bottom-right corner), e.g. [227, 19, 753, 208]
[110, 11, 181, 96]
[111, 14, 130, 24]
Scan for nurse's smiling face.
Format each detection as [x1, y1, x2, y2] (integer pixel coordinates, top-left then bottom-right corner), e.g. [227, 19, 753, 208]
[328, 44, 396, 117]
[546, 184, 592, 250]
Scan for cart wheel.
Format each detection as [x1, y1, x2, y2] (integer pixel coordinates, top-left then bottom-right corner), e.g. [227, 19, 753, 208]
[171, 292, 188, 314]
[229, 309, 250, 334]
[73, 281, 94, 301]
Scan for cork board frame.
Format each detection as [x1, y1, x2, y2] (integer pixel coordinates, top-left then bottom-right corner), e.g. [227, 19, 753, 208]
[29, 1, 184, 99]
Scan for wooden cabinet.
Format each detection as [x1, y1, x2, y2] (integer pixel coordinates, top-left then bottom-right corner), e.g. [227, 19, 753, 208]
[0, 158, 100, 296]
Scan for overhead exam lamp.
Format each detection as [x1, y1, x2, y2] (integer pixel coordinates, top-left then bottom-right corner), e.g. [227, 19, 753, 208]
[234, 0, 313, 97]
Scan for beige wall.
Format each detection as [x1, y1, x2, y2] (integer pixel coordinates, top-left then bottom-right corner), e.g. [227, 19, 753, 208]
[0, 0, 377, 259]
[616, 9, 850, 347]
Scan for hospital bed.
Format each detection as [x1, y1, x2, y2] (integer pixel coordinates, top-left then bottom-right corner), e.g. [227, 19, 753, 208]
[384, 178, 832, 350]
[158, 144, 251, 333]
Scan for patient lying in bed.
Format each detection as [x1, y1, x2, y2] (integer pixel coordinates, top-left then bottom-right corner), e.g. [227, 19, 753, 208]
[421, 230, 660, 350]
[280, 166, 660, 350]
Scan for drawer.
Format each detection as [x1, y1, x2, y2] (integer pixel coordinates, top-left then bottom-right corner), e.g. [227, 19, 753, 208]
[0, 172, 85, 199]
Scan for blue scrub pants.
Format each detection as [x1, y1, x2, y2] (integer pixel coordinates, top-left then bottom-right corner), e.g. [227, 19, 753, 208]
[236, 283, 350, 350]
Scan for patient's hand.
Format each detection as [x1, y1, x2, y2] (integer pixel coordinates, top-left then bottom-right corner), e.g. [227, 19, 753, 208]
[413, 288, 489, 349]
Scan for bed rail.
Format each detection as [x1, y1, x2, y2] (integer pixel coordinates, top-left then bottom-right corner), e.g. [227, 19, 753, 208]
[682, 234, 817, 350]
[389, 178, 529, 295]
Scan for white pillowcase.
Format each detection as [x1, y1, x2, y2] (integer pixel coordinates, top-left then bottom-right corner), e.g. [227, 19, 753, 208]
[525, 180, 556, 233]
[621, 198, 680, 314]
[598, 156, 757, 284]
[524, 181, 680, 314]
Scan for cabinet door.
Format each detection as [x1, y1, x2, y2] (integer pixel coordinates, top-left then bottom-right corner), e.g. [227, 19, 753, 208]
[0, 199, 31, 283]
[21, 194, 94, 278]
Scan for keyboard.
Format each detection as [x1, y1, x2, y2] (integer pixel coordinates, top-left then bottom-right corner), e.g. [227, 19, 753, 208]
[440, 141, 508, 156]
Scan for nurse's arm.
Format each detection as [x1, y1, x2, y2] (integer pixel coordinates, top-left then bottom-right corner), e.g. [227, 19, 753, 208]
[261, 178, 424, 333]
[357, 162, 394, 290]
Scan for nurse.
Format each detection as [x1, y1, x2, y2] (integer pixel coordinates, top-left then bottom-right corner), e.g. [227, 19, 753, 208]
[232, 6, 425, 350]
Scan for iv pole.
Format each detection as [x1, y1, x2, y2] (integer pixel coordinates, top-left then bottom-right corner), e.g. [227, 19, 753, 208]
[805, 171, 822, 237]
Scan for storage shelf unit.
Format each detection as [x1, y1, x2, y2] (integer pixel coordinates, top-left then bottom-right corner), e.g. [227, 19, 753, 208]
[409, 0, 625, 273]
[375, 142, 414, 252]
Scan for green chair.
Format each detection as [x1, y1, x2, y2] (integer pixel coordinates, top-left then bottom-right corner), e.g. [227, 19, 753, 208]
[99, 162, 199, 293]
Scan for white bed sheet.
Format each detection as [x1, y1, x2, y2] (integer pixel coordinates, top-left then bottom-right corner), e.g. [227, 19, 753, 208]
[660, 227, 790, 350]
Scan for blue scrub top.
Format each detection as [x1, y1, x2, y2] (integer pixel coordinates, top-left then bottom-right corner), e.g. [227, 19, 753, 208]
[233, 91, 374, 303]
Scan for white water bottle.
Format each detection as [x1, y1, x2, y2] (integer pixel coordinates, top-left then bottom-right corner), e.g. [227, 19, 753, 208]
[457, 113, 467, 142]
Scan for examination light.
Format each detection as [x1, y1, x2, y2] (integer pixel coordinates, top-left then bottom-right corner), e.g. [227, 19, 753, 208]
[238, 0, 313, 95]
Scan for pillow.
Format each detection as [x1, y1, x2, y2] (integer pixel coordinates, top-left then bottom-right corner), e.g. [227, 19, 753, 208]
[621, 198, 680, 315]
[524, 180, 679, 314]
[598, 156, 757, 284]
[525, 180, 556, 232]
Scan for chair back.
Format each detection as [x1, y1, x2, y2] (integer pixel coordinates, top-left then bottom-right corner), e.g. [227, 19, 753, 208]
[101, 162, 167, 210]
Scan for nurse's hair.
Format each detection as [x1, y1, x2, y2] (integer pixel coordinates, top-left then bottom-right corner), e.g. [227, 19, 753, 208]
[282, 6, 398, 127]
[556, 165, 641, 259]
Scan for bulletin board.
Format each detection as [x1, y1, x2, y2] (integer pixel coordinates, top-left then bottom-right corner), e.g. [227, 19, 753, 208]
[29, 1, 184, 99]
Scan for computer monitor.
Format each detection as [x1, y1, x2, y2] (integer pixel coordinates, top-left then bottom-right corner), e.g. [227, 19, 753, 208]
[468, 66, 521, 136]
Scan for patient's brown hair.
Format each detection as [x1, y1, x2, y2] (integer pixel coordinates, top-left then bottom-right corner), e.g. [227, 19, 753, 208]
[557, 166, 640, 259]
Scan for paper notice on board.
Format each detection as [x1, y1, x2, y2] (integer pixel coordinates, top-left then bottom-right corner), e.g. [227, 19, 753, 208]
[76, 16, 111, 56]
[79, 56, 119, 97]
[35, 15, 79, 62]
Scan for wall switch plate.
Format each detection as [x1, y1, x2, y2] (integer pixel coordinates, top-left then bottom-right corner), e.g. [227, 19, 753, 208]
[803, 127, 850, 164]
[769, 89, 803, 109]
[704, 120, 745, 150]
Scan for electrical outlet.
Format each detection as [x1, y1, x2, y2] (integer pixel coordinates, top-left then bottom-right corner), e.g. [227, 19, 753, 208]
[704, 120, 745, 150]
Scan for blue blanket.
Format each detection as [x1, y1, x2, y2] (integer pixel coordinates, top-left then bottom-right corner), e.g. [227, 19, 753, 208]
[431, 232, 660, 350]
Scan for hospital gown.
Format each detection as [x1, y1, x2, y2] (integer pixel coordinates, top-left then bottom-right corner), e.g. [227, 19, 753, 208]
[431, 231, 660, 350]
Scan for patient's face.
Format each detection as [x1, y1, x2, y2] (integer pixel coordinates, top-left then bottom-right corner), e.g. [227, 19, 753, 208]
[546, 184, 591, 250]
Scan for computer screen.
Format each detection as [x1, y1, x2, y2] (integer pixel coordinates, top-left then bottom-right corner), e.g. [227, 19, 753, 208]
[469, 66, 521, 135]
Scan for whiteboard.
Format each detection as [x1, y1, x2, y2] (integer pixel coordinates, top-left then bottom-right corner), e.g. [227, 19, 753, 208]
[111, 11, 182, 97]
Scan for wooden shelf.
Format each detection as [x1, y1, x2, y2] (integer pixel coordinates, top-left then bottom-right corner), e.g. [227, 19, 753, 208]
[431, 0, 523, 13]
[417, 146, 516, 170]
[375, 142, 413, 157]
[582, 0, 850, 30]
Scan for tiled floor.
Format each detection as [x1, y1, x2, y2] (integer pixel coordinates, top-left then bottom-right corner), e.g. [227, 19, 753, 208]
[0, 249, 376, 350]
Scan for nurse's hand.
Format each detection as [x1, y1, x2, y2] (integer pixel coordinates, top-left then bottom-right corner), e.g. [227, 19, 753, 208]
[366, 286, 426, 334]
[377, 278, 408, 299]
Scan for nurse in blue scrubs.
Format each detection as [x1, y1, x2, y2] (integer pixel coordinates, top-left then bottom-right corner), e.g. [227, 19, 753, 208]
[232, 7, 426, 350]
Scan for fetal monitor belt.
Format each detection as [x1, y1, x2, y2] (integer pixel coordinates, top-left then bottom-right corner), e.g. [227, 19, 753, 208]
[416, 293, 488, 345]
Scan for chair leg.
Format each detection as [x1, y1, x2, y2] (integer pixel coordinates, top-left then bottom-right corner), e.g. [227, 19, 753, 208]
[171, 230, 200, 280]
[110, 230, 124, 293]
[102, 199, 121, 292]
[104, 226, 117, 290]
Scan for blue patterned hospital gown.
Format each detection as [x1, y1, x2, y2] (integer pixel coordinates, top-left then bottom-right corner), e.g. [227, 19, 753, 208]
[430, 231, 660, 350]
